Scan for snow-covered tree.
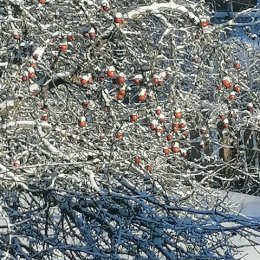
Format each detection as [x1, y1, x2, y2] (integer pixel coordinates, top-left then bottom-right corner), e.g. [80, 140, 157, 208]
[0, 0, 260, 259]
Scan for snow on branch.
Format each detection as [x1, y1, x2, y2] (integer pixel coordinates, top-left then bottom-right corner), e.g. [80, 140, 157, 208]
[127, 1, 199, 24]
[37, 125, 71, 161]
[2, 121, 52, 130]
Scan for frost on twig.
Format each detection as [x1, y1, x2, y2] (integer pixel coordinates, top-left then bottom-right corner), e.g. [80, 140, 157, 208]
[83, 167, 100, 192]
[127, 1, 200, 24]
[0, 98, 16, 116]
[2, 121, 52, 130]
[37, 125, 71, 161]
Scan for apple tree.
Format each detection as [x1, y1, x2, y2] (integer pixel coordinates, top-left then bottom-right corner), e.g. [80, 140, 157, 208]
[0, 0, 260, 259]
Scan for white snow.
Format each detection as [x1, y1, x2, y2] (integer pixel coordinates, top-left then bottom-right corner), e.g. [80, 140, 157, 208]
[32, 46, 46, 61]
[224, 191, 260, 260]
[127, 2, 199, 24]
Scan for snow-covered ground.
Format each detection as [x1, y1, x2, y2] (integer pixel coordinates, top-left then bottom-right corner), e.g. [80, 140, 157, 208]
[226, 192, 260, 260]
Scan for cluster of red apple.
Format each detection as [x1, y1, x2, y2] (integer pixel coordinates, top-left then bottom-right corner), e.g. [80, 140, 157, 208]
[112, 89, 190, 170]
[37, 94, 90, 129]
[148, 107, 189, 158]
[215, 60, 254, 130]
[115, 70, 170, 102]
[217, 102, 254, 130]
[133, 155, 153, 173]
[127, 107, 190, 171]
[215, 61, 242, 101]
[51, 10, 123, 54]
[80, 73, 94, 86]
[18, 3, 173, 129]
[43, 14, 117, 55]
[21, 67, 36, 81]
[21, 55, 39, 82]
[91, 66, 171, 103]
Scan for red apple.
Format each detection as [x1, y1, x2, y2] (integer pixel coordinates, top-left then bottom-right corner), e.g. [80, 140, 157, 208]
[78, 116, 87, 128]
[21, 74, 28, 81]
[234, 62, 241, 70]
[179, 119, 186, 129]
[28, 72, 35, 79]
[117, 72, 126, 85]
[146, 164, 153, 172]
[130, 113, 138, 122]
[219, 113, 225, 120]
[166, 134, 173, 141]
[39, 0, 46, 4]
[223, 119, 229, 129]
[174, 109, 182, 119]
[80, 74, 93, 85]
[163, 147, 170, 156]
[88, 28, 96, 40]
[134, 156, 142, 165]
[41, 113, 48, 121]
[115, 131, 124, 140]
[118, 86, 126, 96]
[172, 126, 179, 133]
[171, 142, 180, 154]
[172, 121, 179, 132]
[13, 32, 20, 40]
[28, 67, 35, 79]
[67, 34, 74, 42]
[59, 42, 68, 53]
[247, 102, 253, 112]
[114, 13, 124, 24]
[152, 75, 160, 85]
[116, 92, 124, 100]
[155, 106, 162, 115]
[133, 74, 143, 85]
[229, 91, 236, 101]
[106, 66, 116, 78]
[80, 78, 87, 85]
[82, 100, 89, 109]
[150, 120, 158, 130]
[233, 84, 241, 93]
[172, 121, 179, 128]
[222, 77, 231, 88]
[155, 126, 164, 136]
[21, 75, 28, 81]
[138, 89, 147, 102]
[199, 18, 209, 27]
[158, 114, 165, 124]
[107, 71, 116, 78]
